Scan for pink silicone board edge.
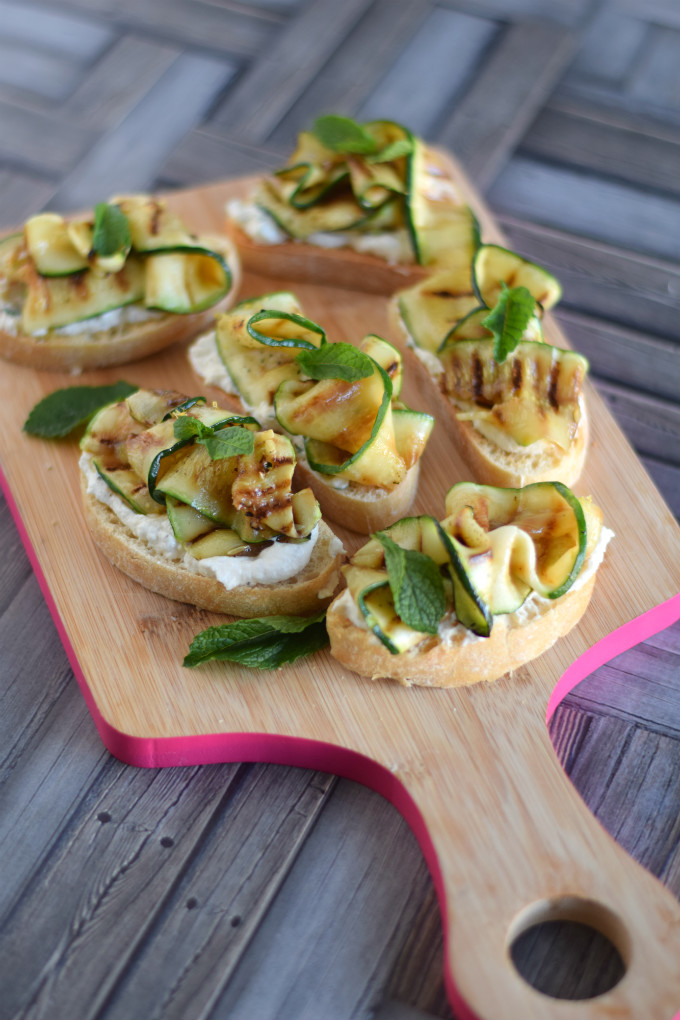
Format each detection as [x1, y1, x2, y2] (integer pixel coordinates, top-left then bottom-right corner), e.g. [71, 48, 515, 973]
[3, 463, 679, 1020]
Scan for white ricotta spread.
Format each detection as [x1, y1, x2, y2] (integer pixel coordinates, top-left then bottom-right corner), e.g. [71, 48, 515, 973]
[227, 198, 413, 264]
[226, 199, 288, 244]
[80, 452, 321, 589]
[0, 300, 163, 339]
[188, 329, 277, 428]
[0, 308, 19, 335]
[188, 329, 237, 394]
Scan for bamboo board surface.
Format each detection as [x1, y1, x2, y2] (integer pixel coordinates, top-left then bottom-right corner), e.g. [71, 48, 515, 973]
[1, 164, 680, 1020]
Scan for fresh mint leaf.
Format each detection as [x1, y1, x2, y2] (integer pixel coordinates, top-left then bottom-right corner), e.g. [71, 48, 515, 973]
[375, 531, 446, 635]
[313, 115, 377, 155]
[173, 417, 256, 460]
[183, 612, 328, 669]
[92, 202, 131, 257]
[201, 425, 255, 460]
[23, 381, 138, 438]
[482, 284, 536, 363]
[367, 138, 413, 163]
[295, 342, 375, 382]
[172, 415, 208, 442]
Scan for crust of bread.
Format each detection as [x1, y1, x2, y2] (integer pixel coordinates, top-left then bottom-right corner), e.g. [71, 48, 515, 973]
[227, 221, 426, 295]
[0, 235, 241, 373]
[327, 571, 597, 688]
[294, 458, 421, 534]
[389, 297, 589, 489]
[81, 477, 344, 618]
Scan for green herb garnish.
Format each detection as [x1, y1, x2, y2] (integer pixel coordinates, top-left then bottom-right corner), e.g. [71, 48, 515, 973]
[92, 202, 131, 257]
[172, 416, 255, 460]
[295, 342, 375, 382]
[313, 114, 378, 155]
[375, 531, 446, 635]
[23, 381, 138, 438]
[482, 284, 536, 363]
[367, 138, 413, 163]
[184, 612, 329, 669]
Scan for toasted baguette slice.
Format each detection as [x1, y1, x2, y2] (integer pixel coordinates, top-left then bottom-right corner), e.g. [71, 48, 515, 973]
[294, 457, 422, 535]
[327, 532, 610, 688]
[81, 477, 344, 618]
[389, 298, 589, 489]
[0, 235, 241, 373]
[227, 220, 425, 295]
[327, 572, 597, 688]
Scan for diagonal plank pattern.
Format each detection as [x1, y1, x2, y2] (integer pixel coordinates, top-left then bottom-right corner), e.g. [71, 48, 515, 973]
[0, 2, 679, 1018]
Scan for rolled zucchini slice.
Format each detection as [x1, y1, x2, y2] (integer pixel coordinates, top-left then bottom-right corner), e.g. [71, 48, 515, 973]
[439, 338, 588, 450]
[92, 461, 162, 516]
[472, 244, 561, 310]
[125, 407, 258, 504]
[443, 480, 588, 601]
[21, 257, 146, 334]
[397, 268, 478, 353]
[144, 248, 231, 314]
[405, 139, 480, 268]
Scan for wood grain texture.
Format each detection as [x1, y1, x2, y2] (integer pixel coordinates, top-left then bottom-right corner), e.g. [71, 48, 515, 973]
[437, 21, 576, 190]
[1, 164, 679, 1020]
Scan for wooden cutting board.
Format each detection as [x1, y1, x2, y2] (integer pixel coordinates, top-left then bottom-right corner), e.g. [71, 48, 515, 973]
[1, 164, 680, 1020]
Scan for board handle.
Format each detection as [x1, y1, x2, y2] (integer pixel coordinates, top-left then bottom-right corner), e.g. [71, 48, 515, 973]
[397, 683, 680, 1020]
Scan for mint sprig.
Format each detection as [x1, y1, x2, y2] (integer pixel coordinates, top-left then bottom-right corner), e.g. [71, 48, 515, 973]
[367, 138, 413, 163]
[482, 284, 536, 363]
[295, 342, 375, 382]
[184, 613, 329, 669]
[375, 531, 446, 635]
[92, 202, 131, 257]
[173, 416, 255, 460]
[313, 115, 378, 155]
[23, 381, 138, 438]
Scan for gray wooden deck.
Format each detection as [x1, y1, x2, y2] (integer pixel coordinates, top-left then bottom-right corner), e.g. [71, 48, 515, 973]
[1, 2, 679, 1018]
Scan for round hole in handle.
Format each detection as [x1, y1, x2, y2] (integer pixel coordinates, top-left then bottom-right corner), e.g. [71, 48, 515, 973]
[507, 896, 630, 1001]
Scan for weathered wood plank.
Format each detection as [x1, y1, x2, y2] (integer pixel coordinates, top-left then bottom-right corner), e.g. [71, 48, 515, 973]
[211, 0, 373, 142]
[207, 778, 435, 1020]
[0, 99, 93, 176]
[0, 170, 54, 233]
[554, 308, 680, 402]
[61, 35, 180, 130]
[382, 886, 453, 1020]
[489, 156, 680, 262]
[268, 0, 433, 148]
[498, 215, 680, 342]
[551, 707, 680, 894]
[99, 767, 336, 1020]
[555, 637, 680, 740]
[48, 53, 236, 211]
[437, 21, 576, 192]
[0, 758, 336, 1020]
[0, 493, 32, 616]
[521, 100, 680, 197]
[595, 379, 680, 464]
[21, 0, 284, 56]
[0, 40, 86, 101]
[160, 130, 282, 187]
[0, 0, 113, 60]
[437, 0, 592, 27]
[356, 7, 497, 139]
[628, 25, 680, 110]
[564, 6, 647, 83]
